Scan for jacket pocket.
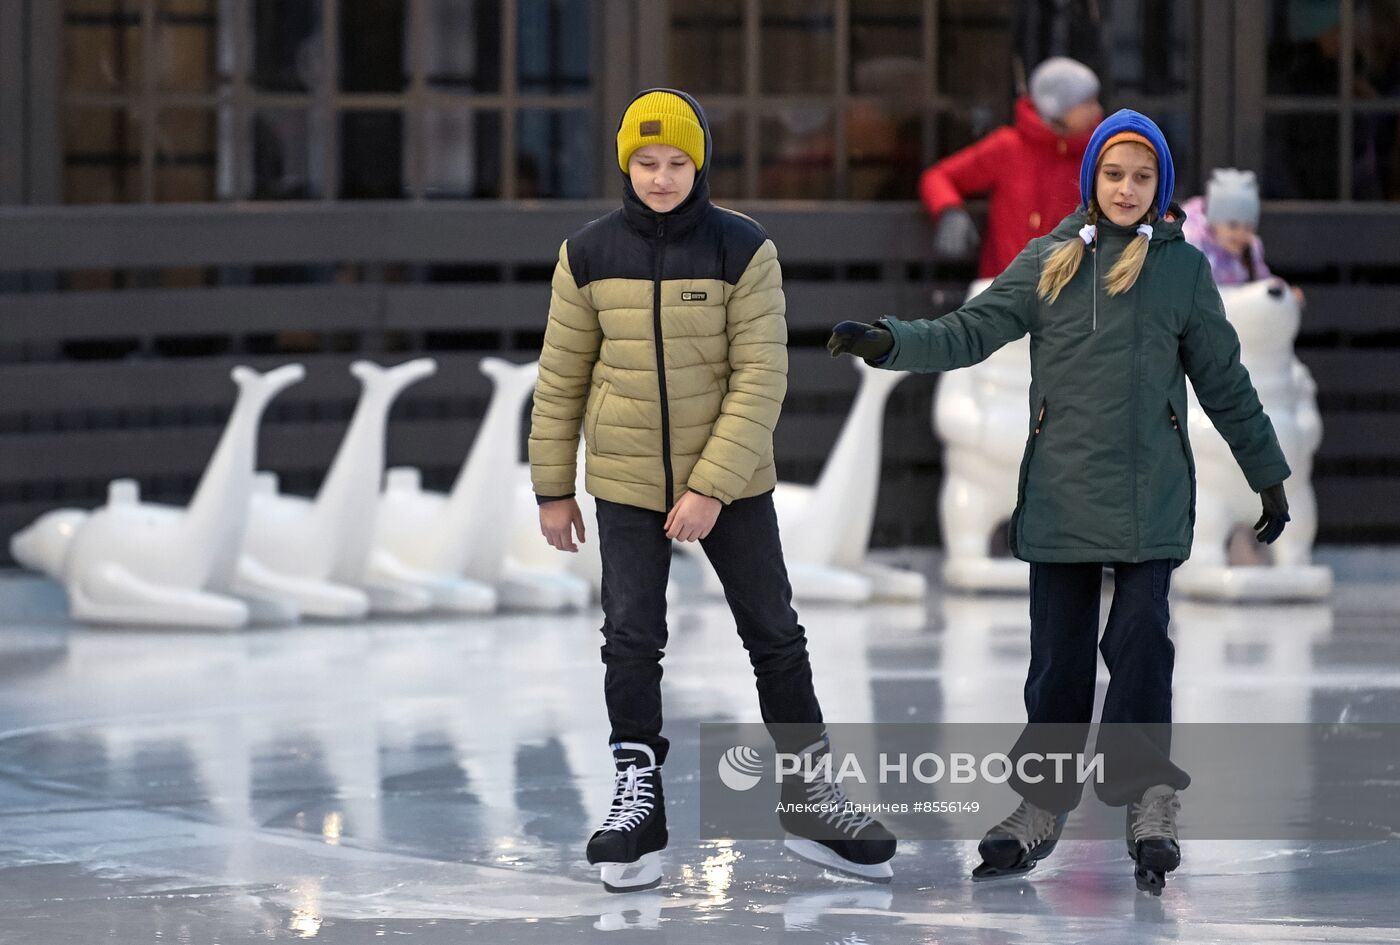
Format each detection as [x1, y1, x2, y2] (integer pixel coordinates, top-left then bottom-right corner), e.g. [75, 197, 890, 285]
[587, 380, 611, 451]
[1168, 396, 1196, 528]
[1009, 398, 1047, 553]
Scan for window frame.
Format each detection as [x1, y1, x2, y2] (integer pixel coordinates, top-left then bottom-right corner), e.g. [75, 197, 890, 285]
[53, 0, 600, 202]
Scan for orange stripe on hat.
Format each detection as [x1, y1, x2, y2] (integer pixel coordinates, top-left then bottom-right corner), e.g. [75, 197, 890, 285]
[1098, 131, 1156, 162]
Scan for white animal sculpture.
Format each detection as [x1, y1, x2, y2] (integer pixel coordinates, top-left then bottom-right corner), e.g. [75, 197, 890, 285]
[241, 358, 483, 615]
[507, 442, 600, 608]
[1173, 280, 1330, 600]
[683, 356, 926, 603]
[506, 357, 927, 606]
[934, 278, 1030, 592]
[375, 357, 585, 611]
[9, 364, 322, 628]
[508, 357, 927, 605]
[933, 277, 1329, 600]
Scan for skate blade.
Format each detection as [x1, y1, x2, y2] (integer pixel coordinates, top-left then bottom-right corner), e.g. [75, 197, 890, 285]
[783, 836, 894, 884]
[599, 851, 662, 893]
[1134, 866, 1166, 897]
[971, 860, 1038, 882]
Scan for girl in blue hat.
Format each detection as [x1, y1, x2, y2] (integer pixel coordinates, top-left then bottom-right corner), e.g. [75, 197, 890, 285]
[828, 109, 1293, 895]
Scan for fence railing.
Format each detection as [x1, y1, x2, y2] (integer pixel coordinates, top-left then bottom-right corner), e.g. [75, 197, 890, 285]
[1, 201, 1396, 565]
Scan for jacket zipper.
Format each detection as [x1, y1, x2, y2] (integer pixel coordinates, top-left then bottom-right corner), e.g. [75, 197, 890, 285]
[1128, 278, 1141, 557]
[652, 219, 675, 510]
[1091, 243, 1098, 331]
[1012, 398, 1048, 555]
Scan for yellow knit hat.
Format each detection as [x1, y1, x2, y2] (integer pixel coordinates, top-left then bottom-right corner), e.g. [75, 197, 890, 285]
[616, 90, 706, 173]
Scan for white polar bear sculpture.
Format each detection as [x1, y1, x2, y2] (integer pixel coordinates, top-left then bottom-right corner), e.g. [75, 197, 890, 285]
[1173, 280, 1330, 600]
[507, 357, 927, 605]
[934, 278, 1031, 592]
[7, 363, 341, 629]
[241, 358, 495, 615]
[375, 357, 588, 612]
[934, 277, 1330, 601]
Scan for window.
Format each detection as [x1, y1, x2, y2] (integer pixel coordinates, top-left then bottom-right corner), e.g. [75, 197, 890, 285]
[667, 0, 1015, 201]
[1102, 0, 1196, 196]
[1264, 0, 1400, 200]
[59, 0, 593, 202]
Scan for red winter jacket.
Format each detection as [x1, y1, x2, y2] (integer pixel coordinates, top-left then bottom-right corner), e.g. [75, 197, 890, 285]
[919, 97, 1097, 278]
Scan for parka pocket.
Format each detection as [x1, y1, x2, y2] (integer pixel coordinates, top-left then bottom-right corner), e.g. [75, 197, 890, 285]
[1167, 397, 1196, 528]
[1009, 399, 1048, 552]
[587, 380, 611, 450]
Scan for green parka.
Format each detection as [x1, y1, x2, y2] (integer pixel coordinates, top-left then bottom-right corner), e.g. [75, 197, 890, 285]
[877, 207, 1291, 563]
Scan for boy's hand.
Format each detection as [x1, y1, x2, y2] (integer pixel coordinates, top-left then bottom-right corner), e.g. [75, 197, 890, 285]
[664, 491, 722, 542]
[540, 498, 586, 552]
[1255, 483, 1290, 544]
[827, 321, 894, 360]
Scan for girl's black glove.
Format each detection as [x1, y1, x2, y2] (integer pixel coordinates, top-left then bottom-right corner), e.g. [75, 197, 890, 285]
[827, 321, 894, 360]
[1255, 483, 1290, 544]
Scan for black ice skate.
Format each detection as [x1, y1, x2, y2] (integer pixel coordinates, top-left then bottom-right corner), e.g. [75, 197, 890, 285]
[971, 798, 1068, 881]
[586, 742, 667, 893]
[778, 737, 897, 883]
[1127, 784, 1180, 896]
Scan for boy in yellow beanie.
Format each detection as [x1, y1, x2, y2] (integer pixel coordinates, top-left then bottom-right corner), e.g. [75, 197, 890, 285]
[529, 88, 897, 892]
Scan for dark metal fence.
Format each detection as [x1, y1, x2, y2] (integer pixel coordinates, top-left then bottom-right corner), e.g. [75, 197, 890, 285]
[1, 201, 1396, 565]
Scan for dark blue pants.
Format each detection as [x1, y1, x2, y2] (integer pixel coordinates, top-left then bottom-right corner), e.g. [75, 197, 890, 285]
[594, 492, 823, 766]
[1009, 559, 1191, 812]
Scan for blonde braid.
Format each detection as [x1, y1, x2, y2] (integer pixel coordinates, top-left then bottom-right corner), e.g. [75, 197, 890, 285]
[1104, 208, 1157, 296]
[1037, 204, 1098, 304]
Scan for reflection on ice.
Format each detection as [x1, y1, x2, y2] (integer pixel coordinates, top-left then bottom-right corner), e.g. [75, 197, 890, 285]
[0, 560, 1398, 942]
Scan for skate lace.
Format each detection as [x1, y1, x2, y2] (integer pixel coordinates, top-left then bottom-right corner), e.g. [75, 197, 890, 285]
[804, 776, 875, 836]
[997, 800, 1057, 847]
[598, 764, 655, 833]
[1130, 790, 1180, 843]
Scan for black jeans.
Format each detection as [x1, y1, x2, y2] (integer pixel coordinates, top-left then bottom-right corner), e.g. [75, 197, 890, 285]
[1008, 560, 1191, 812]
[594, 492, 823, 766]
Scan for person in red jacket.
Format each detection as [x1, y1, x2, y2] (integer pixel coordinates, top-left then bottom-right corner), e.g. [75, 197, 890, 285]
[921, 57, 1103, 279]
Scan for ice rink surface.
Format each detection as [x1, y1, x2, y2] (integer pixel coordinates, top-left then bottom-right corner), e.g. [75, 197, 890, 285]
[1, 549, 1398, 944]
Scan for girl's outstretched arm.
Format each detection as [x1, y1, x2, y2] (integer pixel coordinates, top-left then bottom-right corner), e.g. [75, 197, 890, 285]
[864, 243, 1040, 374]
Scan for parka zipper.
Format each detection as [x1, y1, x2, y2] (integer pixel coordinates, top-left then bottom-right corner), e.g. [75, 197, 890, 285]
[1091, 243, 1098, 331]
[652, 219, 675, 510]
[1128, 270, 1142, 557]
[1011, 398, 1048, 555]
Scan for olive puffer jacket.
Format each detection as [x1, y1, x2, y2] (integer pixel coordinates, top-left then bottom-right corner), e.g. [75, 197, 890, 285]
[529, 91, 786, 512]
[876, 206, 1291, 564]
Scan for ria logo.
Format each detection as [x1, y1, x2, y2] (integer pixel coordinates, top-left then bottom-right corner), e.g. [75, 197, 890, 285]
[717, 745, 764, 791]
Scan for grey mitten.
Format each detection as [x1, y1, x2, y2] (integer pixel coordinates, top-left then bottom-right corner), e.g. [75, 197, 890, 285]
[934, 206, 980, 258]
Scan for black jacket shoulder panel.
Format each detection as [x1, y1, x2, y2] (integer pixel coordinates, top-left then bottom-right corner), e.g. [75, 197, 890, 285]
[566, 210, 651, 287]
[564, 202, 774, 289]
[710, 206, 770, 285]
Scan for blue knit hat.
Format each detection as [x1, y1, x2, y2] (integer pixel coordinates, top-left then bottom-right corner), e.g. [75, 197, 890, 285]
[1079, 109, 1175, 218]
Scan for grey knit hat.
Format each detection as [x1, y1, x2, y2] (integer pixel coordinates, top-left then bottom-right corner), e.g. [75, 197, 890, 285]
[1029, 57, 1100, 124]
[1205, 168, 1261, 227]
